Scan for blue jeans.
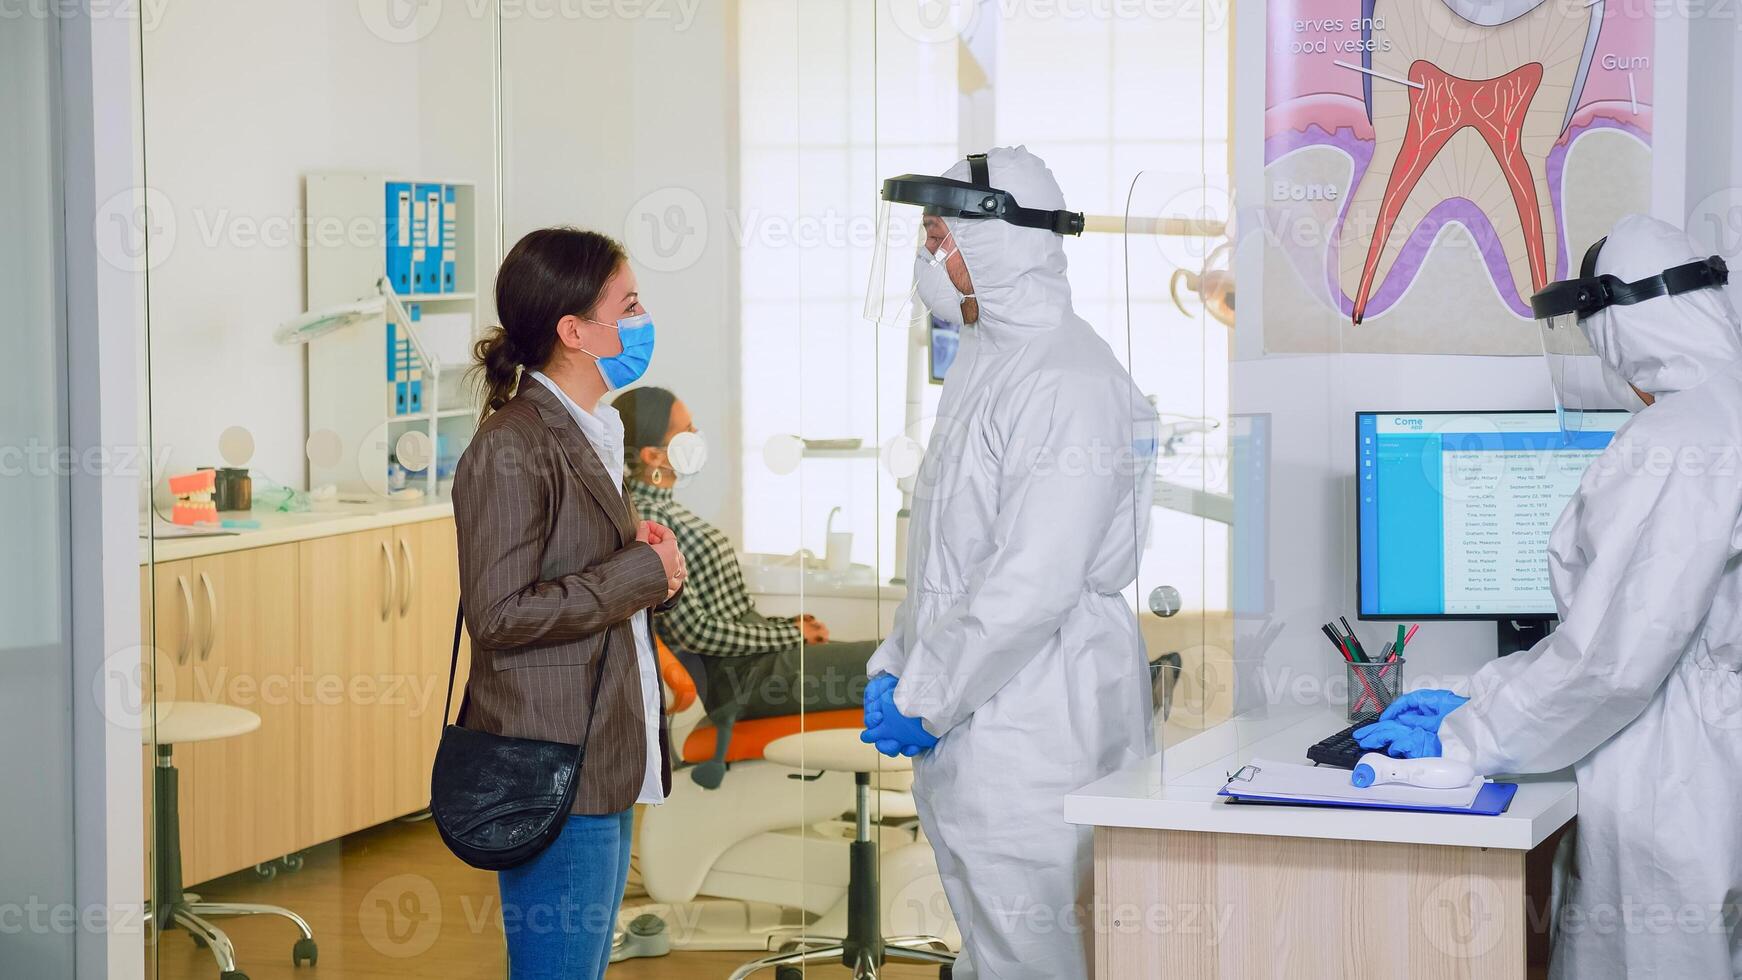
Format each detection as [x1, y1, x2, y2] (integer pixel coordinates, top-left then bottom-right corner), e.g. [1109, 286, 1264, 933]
[497, 809, 633, 980]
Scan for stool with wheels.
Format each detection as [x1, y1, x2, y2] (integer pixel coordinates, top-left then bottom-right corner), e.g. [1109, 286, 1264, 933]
[728, 729, 956, 980]
[144, 701, 317, 980]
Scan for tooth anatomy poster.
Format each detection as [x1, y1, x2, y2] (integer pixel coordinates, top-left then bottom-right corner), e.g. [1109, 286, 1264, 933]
[1261, 0, 1654, 354]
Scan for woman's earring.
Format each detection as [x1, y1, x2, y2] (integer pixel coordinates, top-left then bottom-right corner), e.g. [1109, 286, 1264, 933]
[652, 469, 663, 486]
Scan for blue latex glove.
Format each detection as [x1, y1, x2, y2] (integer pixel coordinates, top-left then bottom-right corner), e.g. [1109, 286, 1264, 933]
[1353, 719, 1443, 758]
[862, 673, 898, 728]
[1377, 689, 1470, 731]
[859, 682, 938, 758]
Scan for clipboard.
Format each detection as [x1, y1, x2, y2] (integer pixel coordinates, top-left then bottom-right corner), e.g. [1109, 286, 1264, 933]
[1219, 761, 1519, 816]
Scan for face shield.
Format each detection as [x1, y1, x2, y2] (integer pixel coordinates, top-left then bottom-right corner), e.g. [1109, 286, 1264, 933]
[1530, 237, 1728, 437]
[863, 152, 1085, 328]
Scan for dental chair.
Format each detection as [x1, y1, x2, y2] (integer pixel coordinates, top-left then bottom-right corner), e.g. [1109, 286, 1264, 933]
[613, 641, 959, 961]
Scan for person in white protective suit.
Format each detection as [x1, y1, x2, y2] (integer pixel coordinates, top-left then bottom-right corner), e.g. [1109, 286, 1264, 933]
[1356, 214, 1742, 979]
[860, 146, 1158, 980]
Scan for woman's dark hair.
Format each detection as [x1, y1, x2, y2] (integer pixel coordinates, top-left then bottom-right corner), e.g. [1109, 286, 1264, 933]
[614, 386, 677, 477]
[471, 227, 626, 418]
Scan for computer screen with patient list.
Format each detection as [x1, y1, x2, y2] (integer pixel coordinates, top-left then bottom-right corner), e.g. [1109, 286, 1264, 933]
[1358, 411, 1629, 618]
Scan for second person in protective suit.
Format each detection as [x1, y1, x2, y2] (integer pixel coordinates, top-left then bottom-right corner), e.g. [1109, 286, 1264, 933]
[1356, 214, 1742, 980]
[861, 146, 1158, 980]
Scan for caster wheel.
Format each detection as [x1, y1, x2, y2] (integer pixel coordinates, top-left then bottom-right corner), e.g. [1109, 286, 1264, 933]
[776, 968, 804, 980]
[280, 853, 305, 873]
[293, 937, 318, 967]
[252, 862, 278, 881]
[220, 972, 249, 980]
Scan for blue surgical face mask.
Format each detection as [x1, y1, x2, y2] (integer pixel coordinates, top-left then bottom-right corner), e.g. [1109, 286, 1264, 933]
[582, 312, 656, 390]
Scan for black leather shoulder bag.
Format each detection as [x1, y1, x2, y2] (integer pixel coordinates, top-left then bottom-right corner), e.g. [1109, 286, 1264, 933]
[430, 605, 606, 870]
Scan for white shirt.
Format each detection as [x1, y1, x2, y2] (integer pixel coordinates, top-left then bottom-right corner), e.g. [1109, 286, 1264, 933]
[528, 371, 666, 805]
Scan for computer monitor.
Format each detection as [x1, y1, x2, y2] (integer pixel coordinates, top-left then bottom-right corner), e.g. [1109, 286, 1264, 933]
[1357, 410, 1630, 620]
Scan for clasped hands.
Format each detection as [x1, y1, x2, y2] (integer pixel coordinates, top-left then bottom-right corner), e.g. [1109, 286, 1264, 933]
[859, 674, 938, 758]
[636, 520, 686, 598]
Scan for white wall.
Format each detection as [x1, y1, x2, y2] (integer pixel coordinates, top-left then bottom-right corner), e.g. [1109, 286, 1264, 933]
[139, 1, 498, 493]
[498, 4, 740, 535]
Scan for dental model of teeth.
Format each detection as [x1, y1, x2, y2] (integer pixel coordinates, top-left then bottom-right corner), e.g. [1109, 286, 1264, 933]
[168, 469, 220, 525]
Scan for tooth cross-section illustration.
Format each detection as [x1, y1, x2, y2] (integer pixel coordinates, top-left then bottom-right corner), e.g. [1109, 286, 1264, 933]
[1338, 0, 1601, 324]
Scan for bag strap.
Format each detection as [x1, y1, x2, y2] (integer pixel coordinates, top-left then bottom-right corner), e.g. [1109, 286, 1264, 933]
[443, 602, 612, 762]
[443, 603, 466, 729]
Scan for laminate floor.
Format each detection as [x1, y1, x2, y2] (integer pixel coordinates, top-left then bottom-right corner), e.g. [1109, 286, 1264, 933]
[148, 817, 942, 980]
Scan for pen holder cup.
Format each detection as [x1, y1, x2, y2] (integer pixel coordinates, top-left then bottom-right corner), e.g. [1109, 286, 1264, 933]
[1346, 659, 1404, 723]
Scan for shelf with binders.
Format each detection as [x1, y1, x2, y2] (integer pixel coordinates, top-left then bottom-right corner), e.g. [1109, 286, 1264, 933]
[306, 173, 483, 499]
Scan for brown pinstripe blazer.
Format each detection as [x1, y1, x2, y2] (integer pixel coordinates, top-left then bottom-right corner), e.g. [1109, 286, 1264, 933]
[452, 377, 673, 814]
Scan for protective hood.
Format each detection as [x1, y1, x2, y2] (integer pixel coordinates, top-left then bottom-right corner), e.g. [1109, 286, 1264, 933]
[1581, 214, 1742, 398]
[936, 146, 1075, 351]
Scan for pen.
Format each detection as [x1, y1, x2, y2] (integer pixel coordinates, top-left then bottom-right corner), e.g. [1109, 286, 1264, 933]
[1340, 617, 1369, 662]
[1403, 623, 1420, 648]
[1395, 623, 1406, 653]
[1321, 624, 1353, 661]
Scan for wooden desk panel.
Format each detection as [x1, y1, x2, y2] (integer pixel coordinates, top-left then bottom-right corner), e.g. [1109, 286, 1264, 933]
[1096, 827, 1527, 980]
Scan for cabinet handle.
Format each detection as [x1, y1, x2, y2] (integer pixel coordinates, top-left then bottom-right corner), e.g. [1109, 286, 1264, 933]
[380, 540, 397, 621]
[398, 538, 415, 617]
[199, 571, 217, 661]
[175, 574, 194, 665]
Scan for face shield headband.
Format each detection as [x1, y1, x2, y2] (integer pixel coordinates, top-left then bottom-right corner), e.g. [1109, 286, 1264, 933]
[1530, 237, 1729, 322]
[879, 153, 1086, 237]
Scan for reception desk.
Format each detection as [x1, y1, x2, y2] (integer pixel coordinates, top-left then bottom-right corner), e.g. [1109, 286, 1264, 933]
[1066, 704, 1576, 980]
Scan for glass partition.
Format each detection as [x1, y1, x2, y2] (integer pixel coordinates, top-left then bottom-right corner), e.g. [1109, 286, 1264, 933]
[136, 1, 1227, 976]
[0, 13, 77, 979]
[138, 4, 500, 977]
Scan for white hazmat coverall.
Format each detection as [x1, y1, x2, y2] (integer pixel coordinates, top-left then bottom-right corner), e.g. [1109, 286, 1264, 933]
[868, 146, 1157, 980]
[1437, 214, 1742, 979]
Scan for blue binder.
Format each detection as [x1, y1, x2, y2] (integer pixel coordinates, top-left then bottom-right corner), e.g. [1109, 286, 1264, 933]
[441, 184, 458, 292]
[408, 183, 430, 294]
[415, 183, 443, 295]
[385, 182, 413, 294]
[1218, 780, 1519, 816]
[386, 310, 421, 415]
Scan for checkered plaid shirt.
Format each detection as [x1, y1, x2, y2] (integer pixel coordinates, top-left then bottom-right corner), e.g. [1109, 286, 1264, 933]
[628, 480, 803, 657]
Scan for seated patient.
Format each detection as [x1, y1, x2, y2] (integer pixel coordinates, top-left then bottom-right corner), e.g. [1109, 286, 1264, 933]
[614, 386, 875, 722]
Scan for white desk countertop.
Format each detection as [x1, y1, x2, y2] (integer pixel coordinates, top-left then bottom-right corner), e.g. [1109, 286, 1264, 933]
[1065, 703, 1576, 851]
[139, 498, 455, 564]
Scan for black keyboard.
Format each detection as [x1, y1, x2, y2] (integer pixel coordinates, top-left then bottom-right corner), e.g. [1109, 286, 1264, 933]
[1306, 722, 1371, 769]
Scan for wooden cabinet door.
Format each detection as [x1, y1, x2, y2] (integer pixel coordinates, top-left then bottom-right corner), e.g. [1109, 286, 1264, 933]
[184, 544, 299, 884]
[299, 528, 398, 842]
[390, 518, 464, 816]
[143, 560, 200, 885]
